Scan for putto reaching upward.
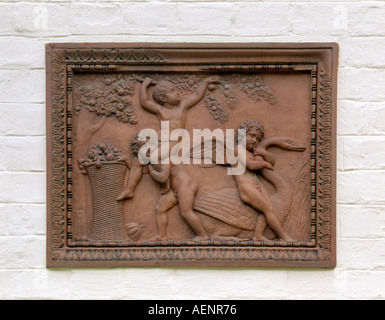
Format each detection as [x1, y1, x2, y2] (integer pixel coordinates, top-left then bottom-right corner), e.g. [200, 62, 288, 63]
[140, 76, 220, 132]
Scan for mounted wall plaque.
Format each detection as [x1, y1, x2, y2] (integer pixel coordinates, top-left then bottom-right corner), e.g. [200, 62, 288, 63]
[46, 43, 338, 267]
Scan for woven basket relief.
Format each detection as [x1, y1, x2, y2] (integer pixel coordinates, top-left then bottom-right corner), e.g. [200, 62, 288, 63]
[86, 163, 127, 241]
[79, 144, 128, 242]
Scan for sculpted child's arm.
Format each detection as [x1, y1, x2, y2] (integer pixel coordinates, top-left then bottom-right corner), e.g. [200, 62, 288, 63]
[148, 163, 171, 195]
[183, 76, 220, 109]
[140, 77, 161, 114]
[233, 147, 273, 172]
[148, 163, 171, 184]
[253, 147, 276, 166]
[245, 154, 274, 171]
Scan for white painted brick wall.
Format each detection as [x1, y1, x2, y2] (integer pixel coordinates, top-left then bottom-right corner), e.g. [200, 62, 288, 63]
[1, 0, 385, 300]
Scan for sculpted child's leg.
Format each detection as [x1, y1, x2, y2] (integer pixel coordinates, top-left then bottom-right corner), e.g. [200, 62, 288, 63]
[240, 185, 293, 241]
[254, 214, 268, 241]
[150, 191, 178, 241]
[176, 183, 208, 240]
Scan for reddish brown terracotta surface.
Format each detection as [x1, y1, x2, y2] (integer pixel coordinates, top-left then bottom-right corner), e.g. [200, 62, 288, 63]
[46, 43, 338, 267]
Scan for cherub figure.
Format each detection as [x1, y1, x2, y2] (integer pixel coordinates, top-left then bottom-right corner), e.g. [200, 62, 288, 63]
[118, 133, 208, 241]
[127, 76, 220, 240]
[140, 76, 220, 132]
[119, 76, 221, 241]
[232, 119, 295, 241]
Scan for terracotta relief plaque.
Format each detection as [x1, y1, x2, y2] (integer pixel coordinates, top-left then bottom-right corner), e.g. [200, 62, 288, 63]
[46, 43, 338, 267]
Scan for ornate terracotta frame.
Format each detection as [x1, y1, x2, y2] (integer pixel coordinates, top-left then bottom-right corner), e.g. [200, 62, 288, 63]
[46, 43, 338, 267]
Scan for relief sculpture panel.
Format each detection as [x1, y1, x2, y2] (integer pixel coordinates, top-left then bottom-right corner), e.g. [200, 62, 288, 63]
[46, 43, 338, 267]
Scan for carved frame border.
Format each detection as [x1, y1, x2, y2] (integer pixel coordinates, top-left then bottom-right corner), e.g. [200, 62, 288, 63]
[46, 43, 338, 267]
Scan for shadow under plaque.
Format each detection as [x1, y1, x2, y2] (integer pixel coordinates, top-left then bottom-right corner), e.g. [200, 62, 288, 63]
[46, 43, 338, 267]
